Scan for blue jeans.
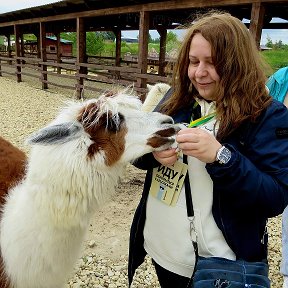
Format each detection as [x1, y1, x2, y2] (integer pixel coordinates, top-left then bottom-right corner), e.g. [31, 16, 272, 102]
[152, 259, 190, 288]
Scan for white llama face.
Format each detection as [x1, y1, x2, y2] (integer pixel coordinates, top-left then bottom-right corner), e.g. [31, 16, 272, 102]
[28, 91, 179, 166]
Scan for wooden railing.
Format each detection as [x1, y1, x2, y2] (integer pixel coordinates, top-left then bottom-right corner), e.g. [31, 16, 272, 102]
[0, 54, 172, 98]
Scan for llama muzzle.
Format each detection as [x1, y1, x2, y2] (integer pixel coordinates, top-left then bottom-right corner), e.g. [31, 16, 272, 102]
[147, 124, 180, 150]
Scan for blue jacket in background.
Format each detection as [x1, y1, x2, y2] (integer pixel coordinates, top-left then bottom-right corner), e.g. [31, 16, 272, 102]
[266, 66, 288, 277]
[266, 67, 288, 103]
[128, 99, 288, 286]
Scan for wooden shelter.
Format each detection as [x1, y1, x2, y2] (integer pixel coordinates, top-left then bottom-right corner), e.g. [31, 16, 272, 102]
[0, 0, 287, 98]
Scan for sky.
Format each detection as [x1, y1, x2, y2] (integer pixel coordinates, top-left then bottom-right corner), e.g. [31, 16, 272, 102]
[0, 0, 287, 45]
[0, 0, 60, 13]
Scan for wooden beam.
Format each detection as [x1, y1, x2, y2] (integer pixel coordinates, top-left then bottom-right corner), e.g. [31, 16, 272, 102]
[33, 31, 41, 60]
[76, 17, 86, 99]
[0, 0, 281, 27]
[40, 22, 48, 89]
[114, 29, 121, 67]
[157, 27, 167, 76]
[249, 2, 265, 49]
[20, 33, 25, 61]
[56, 32, 62, 74]
[114, 29, 121, 79]
[37, 36, 41, 59]
[137, 11, 150, 91]
[14, 25, 22, 83]
[5, 34, 12, 65]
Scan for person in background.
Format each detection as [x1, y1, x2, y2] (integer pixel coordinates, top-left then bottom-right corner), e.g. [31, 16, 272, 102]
[128, 11, 288, 288]
[266, 66, 288, 288]
[267, 66, 288, 106]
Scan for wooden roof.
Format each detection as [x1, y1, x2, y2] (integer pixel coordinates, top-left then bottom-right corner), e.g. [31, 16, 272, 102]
[0, 0, 287, 35]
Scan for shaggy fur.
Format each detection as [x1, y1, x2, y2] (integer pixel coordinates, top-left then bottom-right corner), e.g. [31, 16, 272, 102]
[0, 91, 178, 288]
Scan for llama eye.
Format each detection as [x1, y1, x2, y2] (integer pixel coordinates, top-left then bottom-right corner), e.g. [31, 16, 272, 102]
[107, 113, 124, 132]
[107, 119, 118, 132]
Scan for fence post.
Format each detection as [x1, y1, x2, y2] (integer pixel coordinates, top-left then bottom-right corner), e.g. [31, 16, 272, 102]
[14, 24, 22, 83]
[137, 11, 149, 100]
[76, 17, 86, 99]
[40, 22, 48, 89]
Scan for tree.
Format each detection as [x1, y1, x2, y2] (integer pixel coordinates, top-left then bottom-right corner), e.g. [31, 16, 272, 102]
[274, 40, 284, 49]
[148, 33, 153, 43]
[60, 32, 76, 42]
[86, 32, 105, 55]
[265, 36, 273, 48]
[101, 31, 115, 41]
[265, 36, 287, 50]
[151, 37, 160, 44]
[166, 31, 177, 43]
[166, 31, 180, 52]
[60, 32, 105, 55]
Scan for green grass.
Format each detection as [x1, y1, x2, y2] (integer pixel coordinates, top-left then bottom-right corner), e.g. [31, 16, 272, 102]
[262, 50, 288, 73]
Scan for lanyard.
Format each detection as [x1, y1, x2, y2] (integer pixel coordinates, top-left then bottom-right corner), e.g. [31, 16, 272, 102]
[188, 112, 216, 128]
[183, 154, 199, 266]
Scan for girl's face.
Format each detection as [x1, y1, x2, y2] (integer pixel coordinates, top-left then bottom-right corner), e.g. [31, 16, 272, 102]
[188, 33, 220, 101]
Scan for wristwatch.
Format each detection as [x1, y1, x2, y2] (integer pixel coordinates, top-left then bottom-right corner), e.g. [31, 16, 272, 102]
[215, 146, 231, 164]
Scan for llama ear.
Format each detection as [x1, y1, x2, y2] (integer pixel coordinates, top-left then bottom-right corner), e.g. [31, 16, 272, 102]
[147, 84, 152, 91]
[27, 122, 83, 145]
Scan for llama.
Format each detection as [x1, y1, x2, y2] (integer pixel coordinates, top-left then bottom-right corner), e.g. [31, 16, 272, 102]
[142, 82, 171, 112]
[0, 137, 27, 288]
[0, 137, 26, 205]
[0, 91, 179, 288]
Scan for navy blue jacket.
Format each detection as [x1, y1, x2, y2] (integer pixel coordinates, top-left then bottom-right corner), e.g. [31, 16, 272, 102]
[128, 99, 288, 286]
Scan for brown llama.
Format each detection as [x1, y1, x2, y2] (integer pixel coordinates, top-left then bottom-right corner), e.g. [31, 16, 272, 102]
[0, 136, 27, 288]
[0, 136, 26, 205]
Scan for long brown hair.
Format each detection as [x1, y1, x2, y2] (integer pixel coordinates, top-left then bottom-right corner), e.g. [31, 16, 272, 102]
[162, 11, 272, 141]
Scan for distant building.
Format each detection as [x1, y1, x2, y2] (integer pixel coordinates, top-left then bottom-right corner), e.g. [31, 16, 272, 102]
[121, 37, 138, 43]
[46, 36, 73, 56]
[260, 45, 272, 51]
[23, 36, 73, 56]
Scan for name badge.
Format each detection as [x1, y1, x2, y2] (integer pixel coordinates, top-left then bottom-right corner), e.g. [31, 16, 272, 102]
[149, 158, 188, 206]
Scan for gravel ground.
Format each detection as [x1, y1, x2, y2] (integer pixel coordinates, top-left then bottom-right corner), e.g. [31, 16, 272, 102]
[0, 74, 284, 288]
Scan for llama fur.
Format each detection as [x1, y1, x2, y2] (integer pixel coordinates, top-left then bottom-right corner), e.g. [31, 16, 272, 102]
[0, 91, 178, 288]
[142, 83, 171, 112]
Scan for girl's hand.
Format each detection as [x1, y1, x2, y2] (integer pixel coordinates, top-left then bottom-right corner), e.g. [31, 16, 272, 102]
[176, 127, 222, 163]
[152, 148, 178, 166]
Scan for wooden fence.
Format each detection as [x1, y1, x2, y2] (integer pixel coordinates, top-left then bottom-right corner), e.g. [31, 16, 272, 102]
[0, 54, 172, 98]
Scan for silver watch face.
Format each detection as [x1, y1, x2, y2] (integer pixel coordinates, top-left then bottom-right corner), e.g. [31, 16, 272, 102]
[217, 147, 231, 164]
